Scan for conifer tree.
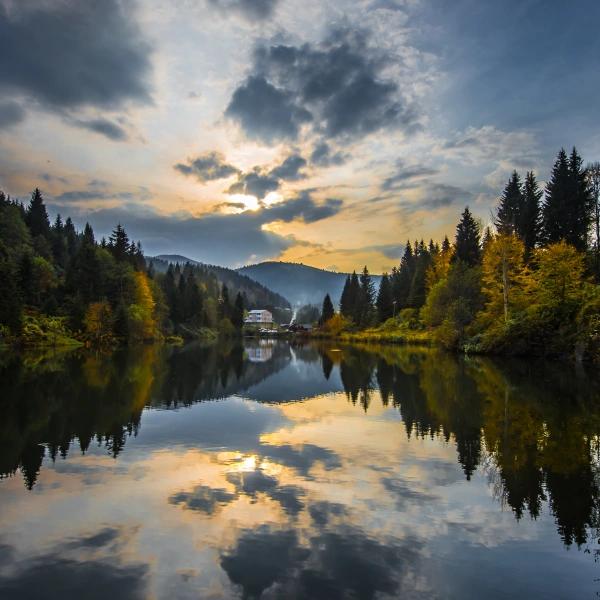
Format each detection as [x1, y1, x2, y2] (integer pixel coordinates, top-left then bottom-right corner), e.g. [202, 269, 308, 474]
[542, 147, 592, 251]
[376, 273, 394, 322]
[408, 240, 431, 308]
[358, 266, 375, 325]
[321, 293, 335, 324]
[453, 207, 481, 266]
[495, 171, 523, 235]
[25, 188, 50, 238]
[109, 224, 130, 262]
[340, 276, 352, 317]
[232, 292, 245, 329]
[520, 171, 542, 259]
[392, 241, 414, 308]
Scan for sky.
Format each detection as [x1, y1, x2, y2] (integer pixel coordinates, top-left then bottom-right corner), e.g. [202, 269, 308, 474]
[0, 0, 599, 272]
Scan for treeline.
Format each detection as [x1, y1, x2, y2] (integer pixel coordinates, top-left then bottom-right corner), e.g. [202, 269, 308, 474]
[0, 188, 246, 344]
[319, 147, 600, 360]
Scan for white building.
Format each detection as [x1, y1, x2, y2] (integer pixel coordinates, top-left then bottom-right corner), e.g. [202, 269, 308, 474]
[244, 309, 273, 325]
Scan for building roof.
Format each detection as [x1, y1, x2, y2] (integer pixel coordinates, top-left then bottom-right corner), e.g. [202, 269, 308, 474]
[248, 309, 271, 314]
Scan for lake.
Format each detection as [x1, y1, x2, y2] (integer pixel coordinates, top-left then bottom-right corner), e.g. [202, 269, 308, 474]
[0, 340, 599, 599]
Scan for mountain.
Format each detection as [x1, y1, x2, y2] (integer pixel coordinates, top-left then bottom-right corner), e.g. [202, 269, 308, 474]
[149, 255, 292, 322]
[237, 261, 382, 307]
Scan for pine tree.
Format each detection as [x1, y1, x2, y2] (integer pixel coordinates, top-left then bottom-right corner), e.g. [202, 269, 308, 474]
[542, 147, 592, 251]
[453, 207, 481, 266]
[520, 171, 542, 259]
[321, 293, 335, 324]
[408, 240, 431, 308]
[340, 276, 352, 317]
[357, 266, 375, 325]
[495, 171, 523, 235]
[109, 224, 130, 263]
[219, 284, 230, 320]
[569, 147, 593, 251]
[392, 241, 415, 308]
[232, 292, 245, 329]
[25, 188, 50, 238]
[376, 273, 394, 322]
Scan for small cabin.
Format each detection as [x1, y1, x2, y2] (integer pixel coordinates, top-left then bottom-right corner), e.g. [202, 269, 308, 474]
[245, 309, 273, 325]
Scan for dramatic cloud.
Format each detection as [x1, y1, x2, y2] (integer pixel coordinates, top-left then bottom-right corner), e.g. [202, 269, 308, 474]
[72, 118, 129, 141]
[174, 152, 240, 182]
[226, 29, 420, 143]
[227, 168, 280, 198]
[310, 142, 348, 167]
[0, 0, 152, 109]
[0, 100, 25, 129]
[226, 76, 312, 142]
[207, 0, 279, 21]
[51, 191, 342, 266]
[269, 154, 307, 181]
[226, 154, 307, 199]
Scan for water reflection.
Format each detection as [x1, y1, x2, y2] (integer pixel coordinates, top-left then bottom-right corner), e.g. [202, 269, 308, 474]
[0, 340, 599, 598]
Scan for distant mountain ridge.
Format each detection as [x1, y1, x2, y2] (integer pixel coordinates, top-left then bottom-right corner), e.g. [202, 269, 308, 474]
[148, 255, 292, 320]
[237, 261, 382, 307]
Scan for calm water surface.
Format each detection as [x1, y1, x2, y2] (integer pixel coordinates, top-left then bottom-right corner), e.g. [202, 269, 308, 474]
[1, 340, 599, 599]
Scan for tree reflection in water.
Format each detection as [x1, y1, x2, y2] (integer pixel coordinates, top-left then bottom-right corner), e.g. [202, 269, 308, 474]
[1, 339, 600, 555]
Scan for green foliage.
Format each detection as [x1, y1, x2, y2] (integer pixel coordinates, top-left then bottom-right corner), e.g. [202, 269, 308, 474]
[321, 293, 335, 324]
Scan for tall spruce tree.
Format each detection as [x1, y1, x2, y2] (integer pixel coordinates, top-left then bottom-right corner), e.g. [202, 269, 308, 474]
[408, 240, 431, 308]
[392, 241, 414, 309]
[376, 273, 394, 322]
[25, 188, 50, 238]
[109, 224, 130, 263]
[520, 171, 542, 259]
[339, 275, 352, 317]
[453, 207, 481, 266]
[542, 147, 592, 251]
[358, 266, 375, 325]
[321, 293, 335, 324]
[232, 292, 245, 329]
[495, 171, 523, 235]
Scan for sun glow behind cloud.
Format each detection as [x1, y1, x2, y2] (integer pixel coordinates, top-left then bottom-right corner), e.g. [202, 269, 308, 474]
[0, 0, 598, 270]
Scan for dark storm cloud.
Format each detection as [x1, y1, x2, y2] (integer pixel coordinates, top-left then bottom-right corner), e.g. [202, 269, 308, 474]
[226, 76, 312, 142]
[0, 0, 152, 109]
[49, 191, 342, 266]
[0, 100, 25, 129]
[225, 154, 307, 200]
[267, 192, 342, 224]
[73, 118, 129, 141]
[269, 154, 307, 181]
[226, 29, 419, 143]
[174, 152, 240, 182]
[227, 168, 280, 198]
[310, 142, 348, 167]
[207, 0, 279, 22]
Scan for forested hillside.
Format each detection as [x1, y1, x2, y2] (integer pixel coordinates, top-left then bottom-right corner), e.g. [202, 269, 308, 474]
[317, 148, 600, 361]
[238, 261, 382, 307]
[150, 255, 292, 324]
[0, 189, 246, 345]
